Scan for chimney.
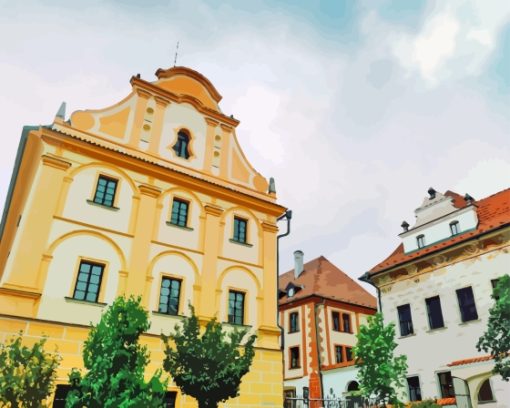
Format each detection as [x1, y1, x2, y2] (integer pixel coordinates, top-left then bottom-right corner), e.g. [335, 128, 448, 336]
[428, 187, 437, 199]
[401, 220, 409, 232]
[294, 250, 304, 279]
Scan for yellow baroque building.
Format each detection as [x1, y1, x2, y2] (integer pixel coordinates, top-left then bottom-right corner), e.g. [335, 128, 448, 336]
[0, 66, 286, 407]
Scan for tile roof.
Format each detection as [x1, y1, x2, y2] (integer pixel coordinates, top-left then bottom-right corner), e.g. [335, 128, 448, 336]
[448, 354, 497, 367]
[370, 188, 510, 275]
[436, 397, 456, 406]
[279, 256, 377, 309]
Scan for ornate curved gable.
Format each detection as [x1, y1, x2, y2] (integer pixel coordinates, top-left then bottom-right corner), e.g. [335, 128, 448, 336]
[59, 66, 272, 200]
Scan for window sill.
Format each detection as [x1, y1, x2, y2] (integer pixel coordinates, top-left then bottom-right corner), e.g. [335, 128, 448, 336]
[478, 400, 497, 405]
[426, 326, 447, 333]
[459, 318, 481, 326]
[223, 322, 253, 329]
[398, 333, 416, 339]
[289, 366, 301, 370]
[229, 239, 253, 247]
[152, 311, 185, 319]
[64, 297, 107, 307]
[288, 330, 300, 334]
[165, 221, 194, 231]
[86, 200, 120, 211]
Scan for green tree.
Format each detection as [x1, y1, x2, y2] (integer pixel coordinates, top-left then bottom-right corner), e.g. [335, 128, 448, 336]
[477, 274, 510, 381]
[66, 296, 167, 408]
[353, 313, 408, 407]
[162, 306, 256, 408]
[0, 333, 61, 408]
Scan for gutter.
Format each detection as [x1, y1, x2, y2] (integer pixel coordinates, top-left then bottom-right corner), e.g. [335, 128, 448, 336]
[359, 272, 382, 314]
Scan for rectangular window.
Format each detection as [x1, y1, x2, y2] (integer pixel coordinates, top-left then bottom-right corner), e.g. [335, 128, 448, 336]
[491, 278, 501, 301]
[438, 371, 455, 398]
[397, 304, 414, 336]
[456, 287, 478, 322]
[450, 221, 460, 235]
[158, 277, 181, 315]
[342, 313, 351, 333]
[289, 312, 299, 333]
[228, 291, 245, 325]
[284, 389, 297, 408]
[73, 261, 104, 303]
[332, 311, 340, 331]
[416, 235, 425, 249]
[345, 347, 353, 361]
[426, 296, 445, 330]
[335, 345, 343, 363]
[290, 347, 300, 369]
[233, 217, 247, 243]
[93, 175, 118, 207]
[170, 198, 189, 227]
[163, 391, 177, 408]
[52, 385, 71, 408]
[407, 376, 422, 402]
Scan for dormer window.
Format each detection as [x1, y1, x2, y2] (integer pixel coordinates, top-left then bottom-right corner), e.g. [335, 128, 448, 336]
[450, 221, 460, 236]
[288, 287, 295, 297]
[173, 130, 191, 159]
[416, 235, 425, 249]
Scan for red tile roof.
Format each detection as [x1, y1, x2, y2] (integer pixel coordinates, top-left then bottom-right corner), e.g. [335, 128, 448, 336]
[448, 354, 499, 367]
[279, 256, 377, 309]
[370, 188, 510, 275]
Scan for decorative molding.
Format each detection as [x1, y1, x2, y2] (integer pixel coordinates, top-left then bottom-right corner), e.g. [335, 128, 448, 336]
[261, 221, 279, 233]
[41, 155, 72, 171]
[205, 117, 219, 127]
[0, 285, 41, 299]
[154, 96, 171, 107]
[220, 124, 233, 132]
[204, 203, 224, 216]
[138, 184, 162, 198]
[135, 88, 152, 99]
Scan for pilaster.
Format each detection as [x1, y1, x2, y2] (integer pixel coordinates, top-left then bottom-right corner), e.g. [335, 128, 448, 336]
[148, 96, 170, 155]
[128, 89, 151, 148]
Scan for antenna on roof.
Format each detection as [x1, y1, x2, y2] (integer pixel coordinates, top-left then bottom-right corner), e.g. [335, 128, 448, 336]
[173, 41, 180, 67]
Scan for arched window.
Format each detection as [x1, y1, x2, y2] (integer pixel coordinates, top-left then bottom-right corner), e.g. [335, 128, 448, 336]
[478, 379, 495, 402]
[347, 381, 359, 392]
[450, 221, 460, 236]
[173, 130, 191, 159]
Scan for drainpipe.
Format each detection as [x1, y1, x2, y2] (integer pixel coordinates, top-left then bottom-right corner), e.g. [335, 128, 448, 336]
[359, 272, 382, 314]
[314, 299, 326, 401]
[276, 210, 292, 350]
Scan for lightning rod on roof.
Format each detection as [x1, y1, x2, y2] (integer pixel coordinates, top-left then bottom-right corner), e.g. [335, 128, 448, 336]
[173, 41, 180, 67]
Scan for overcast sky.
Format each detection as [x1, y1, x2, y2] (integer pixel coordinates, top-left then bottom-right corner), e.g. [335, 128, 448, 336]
[1, 0, 510, 294]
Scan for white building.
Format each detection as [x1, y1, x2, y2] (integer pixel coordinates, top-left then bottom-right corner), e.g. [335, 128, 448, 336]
[362, 188, 510, 408]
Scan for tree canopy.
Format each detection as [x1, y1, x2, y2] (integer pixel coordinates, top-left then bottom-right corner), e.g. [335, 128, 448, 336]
[0, 333, 61, 408]
[162, 306, 256, 408]
[477, 274, 510, 381]
[66, 296, 167, 408]
[353, 313, 408, 407]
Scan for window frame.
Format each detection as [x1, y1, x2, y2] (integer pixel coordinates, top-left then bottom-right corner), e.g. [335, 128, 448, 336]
[289, 311, 299, 333]
[345, 346, 353, 362]
[72, 259, 106, 303]
[172, 129, 192, 160]
[157, 276, 182, 316]
[332, 311, 340, 332]
[449, 221, 460, 236]
[342, 313, 352, 333]
[228, 290, 246, 326]
[491, 278, 501, 301]
[397, 304, 414, 336]
[456, 286, 478, 322]
[477, 378, 496, 403]
[334, 345, 343, 364]
[437, 371, 455, 398]
[169, 197, 190, 228]
[289, 346, 300, 369]
[416, 234, 425, 249]
[407, 376, 422, 402]
[92, 174, 119, 208]
[232, 216, 248, 244]
[425, 296, 445, 330]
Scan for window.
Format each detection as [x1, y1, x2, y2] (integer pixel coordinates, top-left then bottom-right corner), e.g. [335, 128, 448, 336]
[450, 221, 460, 236]
[290, 347, 300, 369]
[173, 130, 191, 159]
[233, 217, 248, 244]
[345, 347, 353, 361]
[416, 234, 425, 249]
[347, 381, 359, 392]
[332, 311, 340, 331]
[73, 261, 104, 303]
[163, 391, 177, 408]
[456, 286, 478, 322]
[426, 296, 445, 330]
[407, 376, 422, 402]
[342, 313, 351, 333]
[170, 198, 189, 227]
[491, 278, 501, 301]
[93, 175, 118, 207]
[335, 345, 343, 363]
[158, 277, 181, 315]
[52, 385, 71, 408]
[289, 312, 299, 333]
[228, 291, 245, 325]
[437, 371, 455, 398]
[284, 389, 297, 408]
[397, 304, 414, 336]
[478, 379, 495, 402]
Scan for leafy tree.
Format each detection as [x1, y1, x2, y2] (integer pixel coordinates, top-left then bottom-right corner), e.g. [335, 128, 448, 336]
[0, 333, 61, 408]
[66, 296, 167, 408]
[477, 274, 510, 381]
[162, 306, 256, 408]
[353, 313, 408, 407]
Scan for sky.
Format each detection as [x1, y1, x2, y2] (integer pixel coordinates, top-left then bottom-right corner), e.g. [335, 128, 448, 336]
[1, 0, 510, 294]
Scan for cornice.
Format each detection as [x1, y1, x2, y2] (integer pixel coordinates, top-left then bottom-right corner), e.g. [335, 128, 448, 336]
[41, 154, 72, 171]
[138, 184, 162, 198]
[261, 221, 279, 233]
[204, 203, 224, 217]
